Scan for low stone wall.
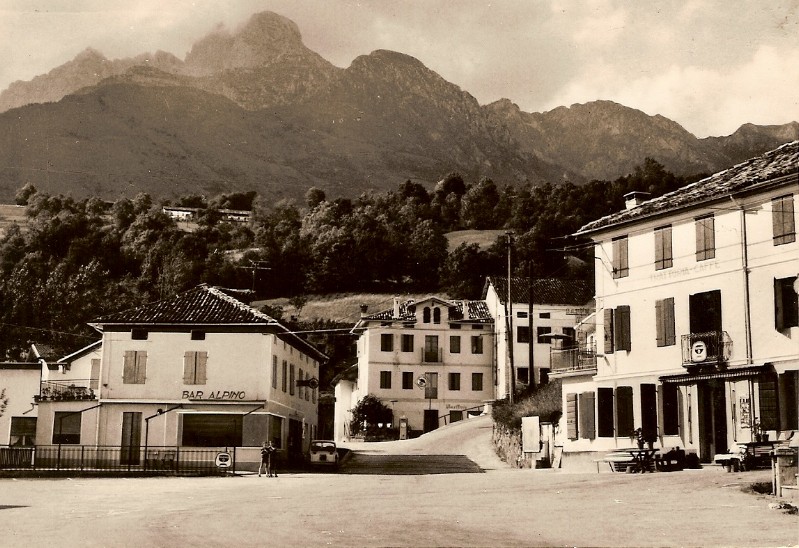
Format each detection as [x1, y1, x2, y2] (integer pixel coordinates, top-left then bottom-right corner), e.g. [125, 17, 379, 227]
[492, 424, 534, 469]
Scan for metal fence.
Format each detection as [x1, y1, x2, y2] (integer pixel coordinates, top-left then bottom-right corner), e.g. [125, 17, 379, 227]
[0, 445, 236, 475]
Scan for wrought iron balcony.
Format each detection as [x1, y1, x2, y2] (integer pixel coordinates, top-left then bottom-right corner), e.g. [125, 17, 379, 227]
[550, 343, 597, 372]
[36, 380, 97, 402]
[680, 331, 732, 368]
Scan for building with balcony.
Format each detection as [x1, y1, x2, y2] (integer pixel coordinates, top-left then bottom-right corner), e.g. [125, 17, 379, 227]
[31, 284, 327, 469]
[554, 141, 799, 470]
[335, 296, 494, 440]
[483, 277, 593, 398]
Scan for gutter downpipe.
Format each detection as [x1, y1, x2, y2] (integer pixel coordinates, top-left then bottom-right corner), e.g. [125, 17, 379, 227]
[731, 196, 753, 366]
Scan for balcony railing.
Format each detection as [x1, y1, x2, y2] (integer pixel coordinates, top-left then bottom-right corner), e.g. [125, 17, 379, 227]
[421, 348, 443, 364]
[680, 331, 732, 368]
[550, 343, 597, 372]
[36, 380, 97, 402]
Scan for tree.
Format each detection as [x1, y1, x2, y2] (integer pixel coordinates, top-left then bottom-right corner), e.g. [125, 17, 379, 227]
[14, 183, 37, 206]
[350, 394, 393, 435]
[305, 187, 326, 209]
[0, 388, 7, 418]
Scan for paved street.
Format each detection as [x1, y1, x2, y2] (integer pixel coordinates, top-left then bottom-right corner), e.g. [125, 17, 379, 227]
[1, 417, 797, 547]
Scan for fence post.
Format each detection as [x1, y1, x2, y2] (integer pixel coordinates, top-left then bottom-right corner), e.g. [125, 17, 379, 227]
[57, 444, 62, 470]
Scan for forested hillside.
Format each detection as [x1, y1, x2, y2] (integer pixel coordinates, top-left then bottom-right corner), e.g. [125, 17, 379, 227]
[0, 160, 701, 373]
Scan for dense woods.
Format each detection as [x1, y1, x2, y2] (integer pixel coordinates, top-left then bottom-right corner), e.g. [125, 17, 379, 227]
[0, 159, 703, 362]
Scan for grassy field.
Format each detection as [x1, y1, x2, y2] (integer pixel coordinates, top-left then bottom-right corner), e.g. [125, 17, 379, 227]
[0, 203, 28, 237]
[444, 229, 505, 252]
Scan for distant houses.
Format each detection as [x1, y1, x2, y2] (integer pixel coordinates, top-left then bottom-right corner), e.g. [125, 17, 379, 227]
[162, 206, 252, 224]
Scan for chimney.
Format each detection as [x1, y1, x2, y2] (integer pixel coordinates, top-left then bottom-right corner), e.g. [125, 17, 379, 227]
[359, 304, 369, 318]
[393, 296, 401, 319]
[462, 300, 471, 320]
[624, 191, 650, 210]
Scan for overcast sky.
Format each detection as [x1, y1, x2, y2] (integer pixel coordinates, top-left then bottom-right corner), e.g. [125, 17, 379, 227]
[1, 0, 797, 137]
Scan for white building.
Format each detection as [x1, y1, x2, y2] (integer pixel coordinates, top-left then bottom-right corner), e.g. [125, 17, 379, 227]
[335, 297, 495, 440]
[483, 277, 593, 398]
[553, 141, 799, 470]
[33, 284, 327, 469]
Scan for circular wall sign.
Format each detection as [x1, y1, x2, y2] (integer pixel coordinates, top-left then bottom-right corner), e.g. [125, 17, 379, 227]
[416, 376, 427, 388]
[691, 341, 707, 362]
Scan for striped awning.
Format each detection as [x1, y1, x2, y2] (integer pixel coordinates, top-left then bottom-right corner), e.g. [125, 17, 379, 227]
[659, 365, 769, 384]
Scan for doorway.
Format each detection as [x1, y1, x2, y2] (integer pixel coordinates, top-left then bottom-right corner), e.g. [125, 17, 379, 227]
[121, 412, 142, 465]
[697, 381, 727, 462]
[423, 409, 439, 433]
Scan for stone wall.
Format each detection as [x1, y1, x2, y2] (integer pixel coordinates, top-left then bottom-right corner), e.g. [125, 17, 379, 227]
[492, 424, 534, 469]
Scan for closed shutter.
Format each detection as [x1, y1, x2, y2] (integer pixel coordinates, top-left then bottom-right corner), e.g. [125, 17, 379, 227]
[616, 386, 634, 437]
[655, 300, 665, 347]
[183, 351, 195, 383]
[775, 278, 786, 330]
[90, 359, 101, 390]
[196, 352, 207, 384]
[579, 392, 596, 440]
[566, 393, 578, 440]
[123, 351, 136, 384]
[597, 387, 615, 437]
[664, 298, 676, 346]
[603, 308, 615, 354]
[641, 384, 658, 441]
[135, 352, 147, 384]
[615, 305, 631, 351]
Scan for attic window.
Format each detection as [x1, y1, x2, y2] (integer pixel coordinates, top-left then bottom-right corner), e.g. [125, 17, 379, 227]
[191, 330, 206, 340]
[131, 329, 148, 340]
[449, 323, 462, 329]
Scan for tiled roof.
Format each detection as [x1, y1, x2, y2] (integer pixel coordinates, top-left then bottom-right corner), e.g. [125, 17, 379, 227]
[360, 297, 493, 323]
[92, 284, 279, 325]
[577, 140, 799, 235]
[484, 276, 594, 306]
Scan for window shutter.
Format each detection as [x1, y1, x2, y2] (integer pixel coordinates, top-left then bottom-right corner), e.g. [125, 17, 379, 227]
[90, 359, 101, 390]
[616, 386, 634, 437]
[184, 351, 195, 383]
[676, 388, 684, 438]
[657, 384, 665, 439]
[615, 305, 631, 351]
[597, 387, 615, 437]
[579, 392, 596, 440]
[196, 351, 208, 384]
[655, 300, 665, 347]
[135, 352, 147, 384]
[566, 393, 578, 440]
[641, 384, 658, 441]
[123, 351, 136, 384]
[603, 308, 615, 354]
[655, 229, 663, 267]
[664, 298, 676, 346]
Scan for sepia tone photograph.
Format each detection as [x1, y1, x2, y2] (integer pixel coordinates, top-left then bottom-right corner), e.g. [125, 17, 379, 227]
[0, 1, 797, 546]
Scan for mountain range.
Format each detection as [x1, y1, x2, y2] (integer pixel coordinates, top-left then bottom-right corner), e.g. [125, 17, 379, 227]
[0, 11, 797, 203]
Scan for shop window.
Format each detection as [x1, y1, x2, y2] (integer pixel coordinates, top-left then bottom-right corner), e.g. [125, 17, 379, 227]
[578, 392, 596, 440]
[380, 371, 392, 389]
[401, 334, 414, 352]
[448, 372, 460, 391]
[655, 298, 676, 347]
[774, 277, 799, 330]
[616, 386, 634, 437]
[695, 214, 715, 261]
[772, 194, 796, 245]
[10, 417, 36, 446]
[123, 350, 147, 384]
[654, 225, 673, 270]
[183, 351, 208, 385]
[181, 414, 242, 447]
[402, 372, 413, 390]
[612, 235, 629, 278]
[53, 412, 81, 444]
[597, 387, 614, 437]
[380, 333, 393, 352]
[471, 373, 483, 391]
[270, 416, 283, 448]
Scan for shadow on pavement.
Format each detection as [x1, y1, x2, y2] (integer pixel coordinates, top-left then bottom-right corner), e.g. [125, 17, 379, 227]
[339, 453, 483, 475]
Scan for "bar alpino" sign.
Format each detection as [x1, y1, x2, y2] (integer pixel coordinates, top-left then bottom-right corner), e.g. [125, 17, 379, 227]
[182, 390, 246, 400]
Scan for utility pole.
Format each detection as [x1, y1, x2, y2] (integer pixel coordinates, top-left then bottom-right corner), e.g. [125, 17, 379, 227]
[528, 259, 535, 390]
[506, 231, 516, 404]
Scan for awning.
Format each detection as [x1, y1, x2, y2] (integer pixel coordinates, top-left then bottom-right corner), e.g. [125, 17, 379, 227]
[659, 364, 770, 384]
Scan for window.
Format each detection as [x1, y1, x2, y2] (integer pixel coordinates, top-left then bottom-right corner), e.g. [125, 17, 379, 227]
[597, 387, 614, 437]
[517, 367, 529, 384]
[380, 371, 391, 389]
[123, 350, 147, 384]
[380, 333, 393, 352]
[539, 368, 550, 385]
[517, 311, 528, 319]
[183, 351, 208, 385]
[471, 373, 483, 391]
[775, 277, 799, 330]
[282, 360, 288, 393]
[190, 330, 206, 340]
[53, 412, 81, 444]
[472, 324, 484, 330]
[517, 326, 530, 343]
[10, 417, 36, 446]
[182, 414, 242, 447]
[450, 323, 462, 329]
[539, 312, 550, 319]
[655, 298, 676, 347]
[423, 307, 431, 323]
[662, 383, 681, 436]
[401, 334, 414, 352]
[578, 392, 596, 440]
[695, 214, 715, 261]
[270, 416, 283, 448]
[772, 194, 796, 245]
[562, 327, 576, 342]
[424, 336, 439, 362]
[616, 386, 634, 437]
[613, 305, 631, 352]
[299, 368, 304, 399]
[759, 379, 778, 430]
[689, 290, 722, 334]
[654, 225, 673, 270]
[290, 364, 295, 395]
[450, 335, 461, 354]
[402, 371, 414, 389]
[780, 372, 798, 429]
[536, 326, 552, 344]
[424, 372, 438, 399]
[448, 372, 461, 391]
[131, 329, 148, 340]
[471, 335, 483, 354]
[433, 307, 441, 324]
[612, 236, 629, 278]
[272, 357, 278, 389]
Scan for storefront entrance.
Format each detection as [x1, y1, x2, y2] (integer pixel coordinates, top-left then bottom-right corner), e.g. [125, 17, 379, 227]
[697, 381, 727, 462]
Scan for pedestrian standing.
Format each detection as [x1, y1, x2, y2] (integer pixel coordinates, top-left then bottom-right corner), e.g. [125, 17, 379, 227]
[258, 441, 270, 477]
[266, 440, 277, 477]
